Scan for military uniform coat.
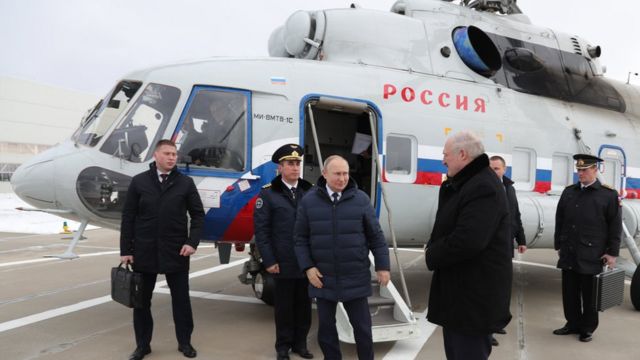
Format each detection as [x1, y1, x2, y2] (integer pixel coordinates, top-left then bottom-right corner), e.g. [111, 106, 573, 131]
[294, 177, 390, 302]
[254, 175, 313, 278]
[554, 180, 621, 275]
[120, 162, 205, 274]
[425, 154, 513, 335]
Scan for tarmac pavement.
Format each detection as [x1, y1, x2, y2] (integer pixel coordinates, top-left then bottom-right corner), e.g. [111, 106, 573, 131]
[0, 229, 638, 360]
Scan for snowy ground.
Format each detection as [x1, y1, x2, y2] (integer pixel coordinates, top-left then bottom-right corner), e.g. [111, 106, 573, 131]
[0, 193, 99, 234]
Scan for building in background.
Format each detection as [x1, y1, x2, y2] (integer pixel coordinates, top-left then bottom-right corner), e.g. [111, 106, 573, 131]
[0, 76, 97, 192]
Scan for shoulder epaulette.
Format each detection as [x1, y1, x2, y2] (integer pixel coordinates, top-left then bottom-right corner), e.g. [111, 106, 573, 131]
[601, 183, 616, 191]
[262, 183, 272, 189]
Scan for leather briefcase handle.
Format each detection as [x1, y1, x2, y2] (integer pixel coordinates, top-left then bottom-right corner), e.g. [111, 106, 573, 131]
[118, 262, 134, 271]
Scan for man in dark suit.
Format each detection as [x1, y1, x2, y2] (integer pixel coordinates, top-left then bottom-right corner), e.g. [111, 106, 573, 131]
[490, 155, 527, 254]
[295, 155, 390, 360]
[553, 154, 621, 342]
[120, 139, 205, 360]
[489, 155, 527, 346]
[254, 144, 314, 360]
[426, 131, 512, 360]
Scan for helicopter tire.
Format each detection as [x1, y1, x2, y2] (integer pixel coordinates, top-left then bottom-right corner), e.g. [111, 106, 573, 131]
[251, 270, 275, 306]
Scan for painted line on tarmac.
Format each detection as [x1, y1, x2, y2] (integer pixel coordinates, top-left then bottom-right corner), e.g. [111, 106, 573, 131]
[0, 234, 45, 242]
[0, 245, 217, 268]
[0, 258, 246, 333]
[396, 248, 424, 253]
[513, 259, 632, 285]
[155, 288, 263, 304]
[382, 311, 435, 360]
[0, 251, 120, 267]
[514, 253, 528, 360]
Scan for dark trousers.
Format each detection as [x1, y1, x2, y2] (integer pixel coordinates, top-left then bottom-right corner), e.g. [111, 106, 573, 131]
[274, 278, 312, 352]
[561, 269, 598, 333]
[316, 297, 373, 360]
[134, 271, 194, 348]
[443, 327, 492, 360]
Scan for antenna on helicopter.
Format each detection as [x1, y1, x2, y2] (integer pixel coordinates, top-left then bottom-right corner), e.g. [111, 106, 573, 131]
[462, 0, 522, 14]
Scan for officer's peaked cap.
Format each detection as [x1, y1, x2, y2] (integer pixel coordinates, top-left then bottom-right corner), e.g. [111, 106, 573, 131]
[272, 143, 304, 163]
[573, 154, 603, 169]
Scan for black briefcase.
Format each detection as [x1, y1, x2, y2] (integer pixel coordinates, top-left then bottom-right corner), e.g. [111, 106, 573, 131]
[111, 263, 144, 308]
[592, 266, 625, 312]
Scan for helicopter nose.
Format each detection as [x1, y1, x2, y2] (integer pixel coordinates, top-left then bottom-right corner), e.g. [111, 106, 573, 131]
[11, 159, 56, 208]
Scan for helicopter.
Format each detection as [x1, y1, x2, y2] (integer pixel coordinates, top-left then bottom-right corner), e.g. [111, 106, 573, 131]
[10, 0, 640, 342]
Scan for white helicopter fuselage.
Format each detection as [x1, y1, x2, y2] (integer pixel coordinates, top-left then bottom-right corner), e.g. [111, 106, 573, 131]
[10, 0, 640, 289]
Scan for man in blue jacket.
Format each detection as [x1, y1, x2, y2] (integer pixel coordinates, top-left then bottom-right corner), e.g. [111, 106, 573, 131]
[295, 155, 390, 360]
[254, 144, 314, 360]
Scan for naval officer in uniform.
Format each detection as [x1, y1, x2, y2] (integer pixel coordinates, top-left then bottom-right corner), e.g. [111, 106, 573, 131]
[254, 144, 314, 360]
[553, 154, 622, 342]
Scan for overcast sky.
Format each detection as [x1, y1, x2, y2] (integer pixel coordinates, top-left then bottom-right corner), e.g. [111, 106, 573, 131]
[0, 0, 638, 95]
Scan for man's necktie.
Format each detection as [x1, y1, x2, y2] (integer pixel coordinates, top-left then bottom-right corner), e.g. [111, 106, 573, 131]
[160, 174, 168, 183]
[290, 187, 296, 200]
[332, 192, 339, 203]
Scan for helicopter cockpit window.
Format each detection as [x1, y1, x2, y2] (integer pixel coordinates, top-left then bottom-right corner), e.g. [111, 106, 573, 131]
[175, 88, 247, 172]
[100, 83, 180, 162]
[73, 80, 142, 147]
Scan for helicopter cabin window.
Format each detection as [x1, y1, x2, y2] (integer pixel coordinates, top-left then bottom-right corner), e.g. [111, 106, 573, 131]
[174, 88, 247, 172]
[74, 80, 142, 147]
[99, 83, 180, 162]
[384, 134, 416, 183]
[552, 153, 573, 191]
[512, 148, 536, 191]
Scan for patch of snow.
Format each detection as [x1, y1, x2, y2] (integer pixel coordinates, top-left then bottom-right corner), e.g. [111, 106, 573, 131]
[0, 193, 99, 234]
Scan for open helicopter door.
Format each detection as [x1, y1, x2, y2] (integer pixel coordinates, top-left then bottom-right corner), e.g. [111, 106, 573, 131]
[302, 97, 377, 202]
[303, 96, 418, 343]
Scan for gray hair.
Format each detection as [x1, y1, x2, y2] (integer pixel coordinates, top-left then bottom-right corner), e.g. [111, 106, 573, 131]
[323, 155, 348, 170]
[449, 131, 485, 159]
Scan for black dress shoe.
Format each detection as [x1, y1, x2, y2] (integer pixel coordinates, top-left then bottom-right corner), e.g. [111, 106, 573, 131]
[495, 328, 507, 335]
[178, 343, 197, 358]
[579, 332, 593, 342]
[292, 348, 314, 359]
[491, 336, 499, 346]
[128, 347, 151, 360]
[277, 350, 290, 360]
[553, 326, 579, 335]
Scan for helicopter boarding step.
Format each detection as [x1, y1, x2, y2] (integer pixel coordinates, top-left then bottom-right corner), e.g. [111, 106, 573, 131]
[336, 255, 418, 343]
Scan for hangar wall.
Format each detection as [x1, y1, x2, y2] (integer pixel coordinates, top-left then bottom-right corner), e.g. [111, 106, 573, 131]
[0, 77, 97, 192]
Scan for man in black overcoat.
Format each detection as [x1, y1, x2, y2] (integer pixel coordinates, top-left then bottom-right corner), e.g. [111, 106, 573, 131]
[254, 144, 314, 360]
[425, 131, 512, 360]
[553, 154, 621, 342]
[120, 139, 204, 359]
